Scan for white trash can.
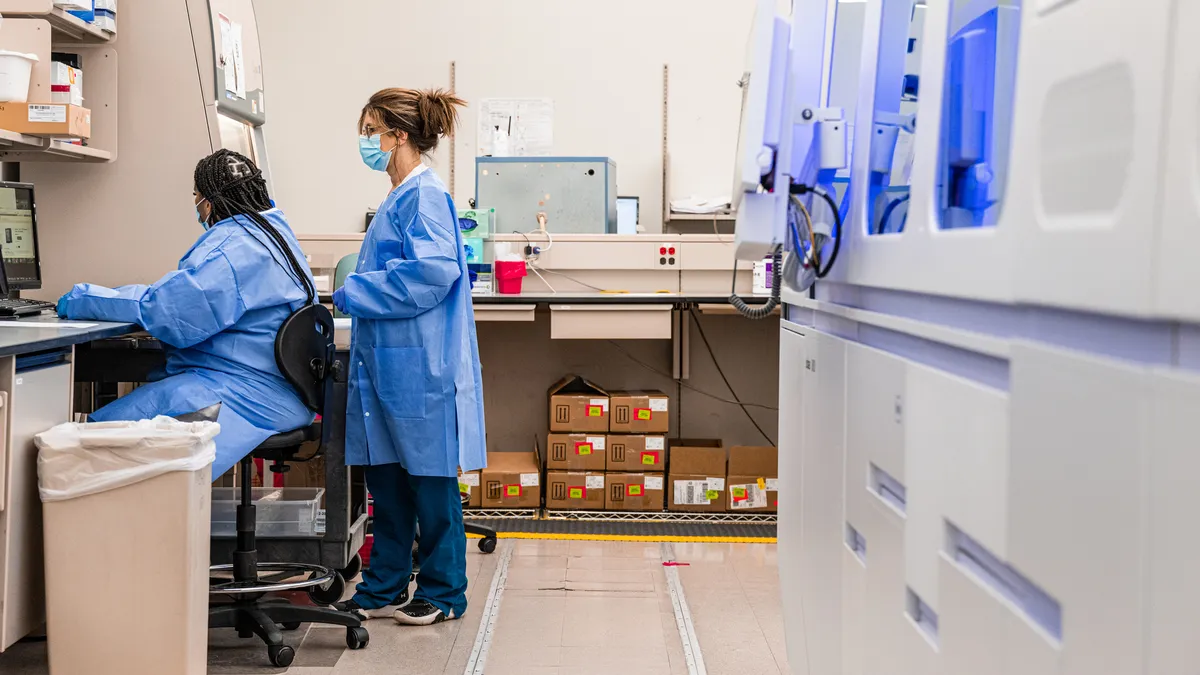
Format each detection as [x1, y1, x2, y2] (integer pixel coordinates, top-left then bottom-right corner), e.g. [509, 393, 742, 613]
[35, 417, 220, 675]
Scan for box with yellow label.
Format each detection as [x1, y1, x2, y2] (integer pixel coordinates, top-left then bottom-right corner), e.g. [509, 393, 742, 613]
[546, 432, 608, 471]
[606, 434, 666, 472]
[458, 469, 482, 508]
[604, 473, 664, 511]
[544, 471, 606, 510]
[548, 375, 610, 433]
[480, 446, 541, 509]
[608, 390, 670, 433]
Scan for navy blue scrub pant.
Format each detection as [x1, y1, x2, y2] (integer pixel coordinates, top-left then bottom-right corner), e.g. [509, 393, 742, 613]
[352, 463, 468, 617]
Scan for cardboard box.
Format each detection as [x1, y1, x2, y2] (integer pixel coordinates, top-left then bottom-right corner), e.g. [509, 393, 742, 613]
[50, 62, 83, 107]
[606, 434, 666, 472]
[605, 472, 665, 511]
[548, 375, 610, 433]
[545, 471, 606, 510]
[609, 390, 670, 433]
[481, 447, 541, 509]
[0, 103, 91, 139]
[459, 469, 482, 508]
[546, 432, 608, 471]
[667, 439, 727, 512]
[727, 446, 778, 513]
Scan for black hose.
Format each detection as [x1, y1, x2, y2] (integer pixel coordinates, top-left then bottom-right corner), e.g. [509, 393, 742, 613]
[729, 245, 782, 319]
[813, 187, 842, 279]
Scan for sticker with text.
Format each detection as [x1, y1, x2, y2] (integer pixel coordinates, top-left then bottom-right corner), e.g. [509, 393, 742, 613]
[635, 408, 652, 421]
[575, 441, 593, 456]
[568, 486, 586, 500]
[505, 484, 522, 498]
[641, 451, 660, 466]
[627, 484, 644, 497]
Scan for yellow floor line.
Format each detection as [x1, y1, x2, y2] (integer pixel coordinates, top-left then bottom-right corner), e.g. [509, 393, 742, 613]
[466, 532, 776, 544]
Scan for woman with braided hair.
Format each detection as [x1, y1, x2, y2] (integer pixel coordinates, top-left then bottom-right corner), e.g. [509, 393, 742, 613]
[57, 149, 318, 476]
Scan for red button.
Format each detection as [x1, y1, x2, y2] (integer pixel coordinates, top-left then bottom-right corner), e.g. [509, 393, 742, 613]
[659, 247, 667, 255]
[668, 247, 676, 255]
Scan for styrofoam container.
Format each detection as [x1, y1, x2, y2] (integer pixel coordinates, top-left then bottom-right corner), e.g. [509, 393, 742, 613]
[0, 51, 38, 103]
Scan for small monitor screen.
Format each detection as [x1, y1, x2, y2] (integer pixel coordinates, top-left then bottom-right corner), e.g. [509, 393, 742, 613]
[0, 185, 39, 288]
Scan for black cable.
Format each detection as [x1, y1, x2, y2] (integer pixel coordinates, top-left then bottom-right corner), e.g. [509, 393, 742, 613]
[877, 193, 910, 235]
[812, 187, 842, 278]
[728, 245, 782, 319]
[605, 340, 778, 411]
[688, 308, 775, 446]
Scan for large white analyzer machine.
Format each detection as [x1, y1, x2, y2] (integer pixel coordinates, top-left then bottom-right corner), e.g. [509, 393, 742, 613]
[760, 0, 1200, 674]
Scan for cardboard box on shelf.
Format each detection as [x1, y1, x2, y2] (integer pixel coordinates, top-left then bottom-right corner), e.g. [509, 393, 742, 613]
[606, 434, 666, 472]
[605, 473, 665, 511]
[667, 439, 727, 512]
[548, 375, 610, 433]
[609, 390, 670, 434]
[545, 471, 606, 510]
[0, 102, 91, 139]
[50, 61, 83, 107]
[459, 469, 482, 508]
[546, 432, 608, 472]
[727, 445, 778, 513]
[481, 445, 541, 509]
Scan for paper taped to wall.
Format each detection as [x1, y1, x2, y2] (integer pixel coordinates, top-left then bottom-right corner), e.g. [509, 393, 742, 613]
[478, 98, 553, 157]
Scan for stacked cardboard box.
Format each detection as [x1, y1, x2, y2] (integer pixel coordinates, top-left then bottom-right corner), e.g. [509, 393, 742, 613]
[605, 391, 670, 511]
[726, 446, 778, 513]
[667, 439, 727, 512]
[545, 376, 609, 510]
[479, 443, 541, 509]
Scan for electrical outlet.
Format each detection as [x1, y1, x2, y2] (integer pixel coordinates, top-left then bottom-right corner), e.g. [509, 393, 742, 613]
[655, 243, 678, 268]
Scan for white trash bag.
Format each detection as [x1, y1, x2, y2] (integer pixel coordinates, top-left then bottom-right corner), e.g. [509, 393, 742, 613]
[35, 416, 219, 503]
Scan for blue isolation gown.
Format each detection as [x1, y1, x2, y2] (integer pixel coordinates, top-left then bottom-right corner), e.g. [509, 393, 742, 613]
[59, 209, 317, 476]
[339, 168, 486, 476]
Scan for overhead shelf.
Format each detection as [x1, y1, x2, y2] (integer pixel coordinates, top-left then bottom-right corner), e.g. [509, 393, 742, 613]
[0, 132, 112, 163]
[0, 4, 113, 43]
[668, 212, 736, 221]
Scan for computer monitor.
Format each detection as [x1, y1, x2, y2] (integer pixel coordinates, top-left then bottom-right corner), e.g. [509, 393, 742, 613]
[0, 182, 41, 291]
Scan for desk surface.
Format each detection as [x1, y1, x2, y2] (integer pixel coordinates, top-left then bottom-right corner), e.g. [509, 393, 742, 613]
[0, 317, 138, 357]
[320, 292, 774, 306]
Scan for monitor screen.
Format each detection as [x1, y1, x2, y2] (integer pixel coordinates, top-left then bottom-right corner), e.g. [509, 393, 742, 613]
[0, 185, 39, 289]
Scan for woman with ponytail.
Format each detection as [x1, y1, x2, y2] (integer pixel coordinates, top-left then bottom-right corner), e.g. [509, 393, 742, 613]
[333, 88, 484, 626]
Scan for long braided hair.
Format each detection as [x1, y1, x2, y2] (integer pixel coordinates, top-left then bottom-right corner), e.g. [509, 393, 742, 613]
[194, 149, 315, 305]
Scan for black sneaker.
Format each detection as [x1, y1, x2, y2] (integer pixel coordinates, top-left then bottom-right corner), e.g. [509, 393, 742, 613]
[393, 600, 456, 626]
[334, 588, 410, 621]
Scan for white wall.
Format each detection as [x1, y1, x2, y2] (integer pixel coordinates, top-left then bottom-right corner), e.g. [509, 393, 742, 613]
[255, 0, 760, 234]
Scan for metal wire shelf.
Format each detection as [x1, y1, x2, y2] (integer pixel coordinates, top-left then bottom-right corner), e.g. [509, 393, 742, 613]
[463, 509, 540, 520]
[541, 510, 776, 523]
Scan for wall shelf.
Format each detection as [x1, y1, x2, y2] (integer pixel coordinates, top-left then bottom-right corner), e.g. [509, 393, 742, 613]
[668, 212, 736, 222]
[0, 3, 113, 44]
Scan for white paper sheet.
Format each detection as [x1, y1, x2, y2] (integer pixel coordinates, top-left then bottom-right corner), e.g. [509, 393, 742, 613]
[478, 98, 553, 157]
[0, 321, 98, 329]
[219, 14, 246, 100]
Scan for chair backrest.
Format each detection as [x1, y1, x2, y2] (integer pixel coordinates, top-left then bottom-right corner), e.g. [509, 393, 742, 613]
[333, 254, 359, 319]
[274, 304, 335, 413]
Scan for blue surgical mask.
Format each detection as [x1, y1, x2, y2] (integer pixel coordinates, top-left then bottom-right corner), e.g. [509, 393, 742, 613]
[359, 134, 392, 172]
[196, 197, 211, 230]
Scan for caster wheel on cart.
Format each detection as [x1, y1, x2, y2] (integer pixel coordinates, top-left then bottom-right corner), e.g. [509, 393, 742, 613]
[267, 644, 296, 668]
[307, 571, 346, 606]
[346, 626, 370, 650]
[339, 553, 363, 581]
[478, 537, 497, 554]
[282, 622, 302, 631]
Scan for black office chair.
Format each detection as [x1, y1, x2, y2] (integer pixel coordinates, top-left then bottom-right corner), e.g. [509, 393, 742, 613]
[207, 304, 369, 668]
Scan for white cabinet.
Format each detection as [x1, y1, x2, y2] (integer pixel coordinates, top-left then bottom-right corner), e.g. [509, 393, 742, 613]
[777, 323, 808, 673]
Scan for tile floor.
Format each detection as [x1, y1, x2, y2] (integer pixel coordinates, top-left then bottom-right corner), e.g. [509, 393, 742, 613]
[0, 540, 788, 675]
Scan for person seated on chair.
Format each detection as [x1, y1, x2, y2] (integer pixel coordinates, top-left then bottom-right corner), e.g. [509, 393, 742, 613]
[56, 149, 318, 476]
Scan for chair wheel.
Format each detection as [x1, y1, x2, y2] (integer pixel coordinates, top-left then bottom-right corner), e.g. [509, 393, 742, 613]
[339, 553, 363, 580]
[282, 621, 302, 631]
[307, 571, 345, 606]
[267, 644, 295, 667]
[478, 537, 497, 554]
[346, 626, 369, 650]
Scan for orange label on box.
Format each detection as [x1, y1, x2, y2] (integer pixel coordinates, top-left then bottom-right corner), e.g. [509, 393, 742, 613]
[568, 486, 586, 500]
[628, 484, 644, 497]
[505, 485, 521, 498]
[587, 405, 604, 417]
[575, 442, 593, 456]
[757, 478, 767, 490]
[635, 408, 652, 421]
[640, 451, 659, 466]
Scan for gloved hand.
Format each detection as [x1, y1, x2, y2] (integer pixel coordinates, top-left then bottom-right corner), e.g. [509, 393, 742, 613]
[56, 293, 71, 318]
[332, 287, 348, 315]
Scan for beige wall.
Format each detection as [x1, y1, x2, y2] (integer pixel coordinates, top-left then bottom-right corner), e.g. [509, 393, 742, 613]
[254, 0, 761, 235]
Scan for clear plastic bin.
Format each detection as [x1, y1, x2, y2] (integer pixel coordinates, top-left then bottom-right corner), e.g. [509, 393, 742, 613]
[211, 487, 325, 537]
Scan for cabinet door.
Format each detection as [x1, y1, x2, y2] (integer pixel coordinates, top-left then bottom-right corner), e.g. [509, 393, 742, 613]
[777, 324, 809, 671]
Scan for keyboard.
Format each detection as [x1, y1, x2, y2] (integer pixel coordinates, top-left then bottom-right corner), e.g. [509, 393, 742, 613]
[0, 298, 56, 318]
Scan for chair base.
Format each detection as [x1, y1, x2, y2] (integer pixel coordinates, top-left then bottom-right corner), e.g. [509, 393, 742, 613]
[209, 598, 369, 667]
